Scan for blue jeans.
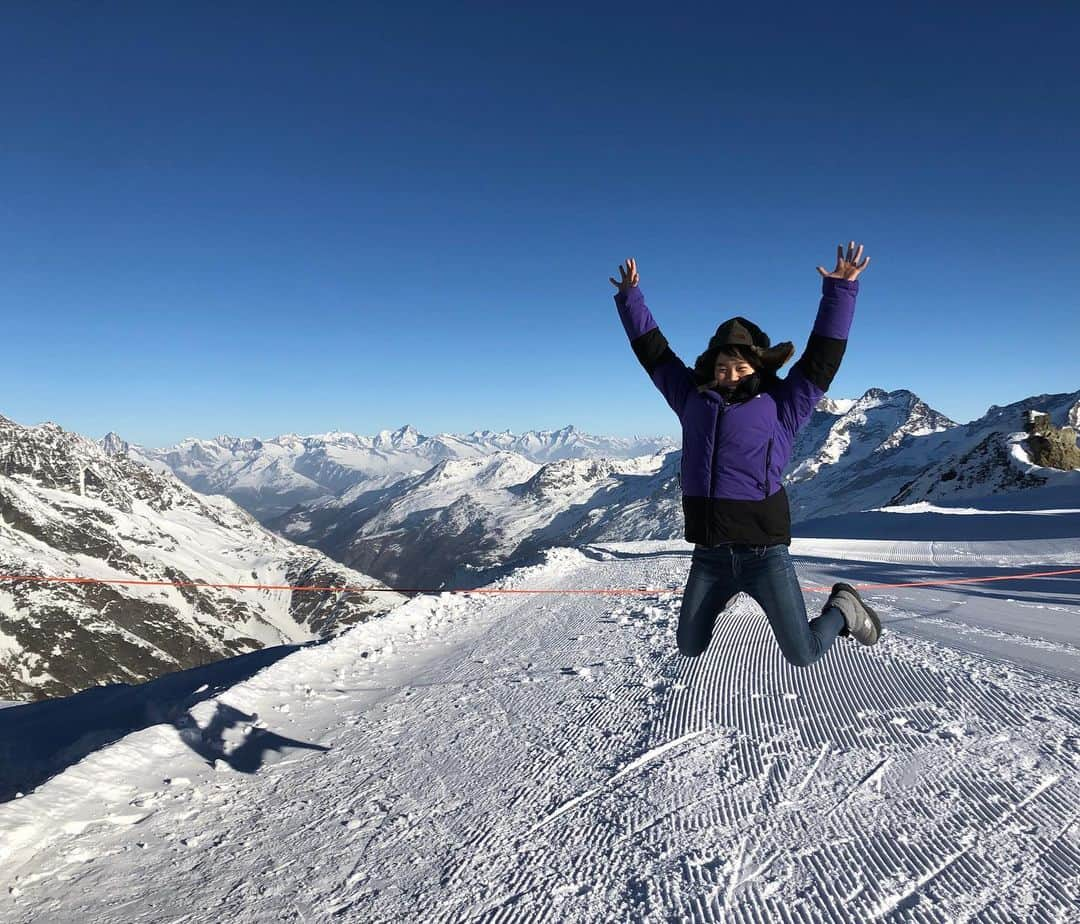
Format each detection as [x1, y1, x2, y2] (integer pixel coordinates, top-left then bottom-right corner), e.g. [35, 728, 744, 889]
[677, 543, 845, 667]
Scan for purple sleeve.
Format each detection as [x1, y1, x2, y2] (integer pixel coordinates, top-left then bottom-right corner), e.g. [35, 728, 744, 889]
[813, 276, 858, 339]
[615, 286, 659, 340]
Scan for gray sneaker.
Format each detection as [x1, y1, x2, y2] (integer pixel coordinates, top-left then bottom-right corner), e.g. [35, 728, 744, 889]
[826, 582, 882, 646]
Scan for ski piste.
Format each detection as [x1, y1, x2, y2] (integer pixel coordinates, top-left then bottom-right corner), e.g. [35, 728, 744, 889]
[2, 535, 1077, 922]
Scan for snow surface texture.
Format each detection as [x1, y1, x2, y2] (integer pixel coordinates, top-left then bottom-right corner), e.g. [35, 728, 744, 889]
[1, 532, 1077, 923]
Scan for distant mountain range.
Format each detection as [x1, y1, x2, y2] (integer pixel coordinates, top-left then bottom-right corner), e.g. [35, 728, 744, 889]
[109, 425, 678, 522]
[0, 415, 404, 701]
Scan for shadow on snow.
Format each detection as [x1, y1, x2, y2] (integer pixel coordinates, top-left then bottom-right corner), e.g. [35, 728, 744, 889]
[0, 640, 331, 803]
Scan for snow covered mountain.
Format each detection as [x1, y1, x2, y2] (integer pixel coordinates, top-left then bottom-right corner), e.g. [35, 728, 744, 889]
[784, 388, 957, 521]
[789, 388, 956, 485]
[110, 425, 678, 522]
[788, 389, 1080, 522]
[272, 449, 684, 589]
[886, 390, 1080, 505]
[0, 415, 404, 702]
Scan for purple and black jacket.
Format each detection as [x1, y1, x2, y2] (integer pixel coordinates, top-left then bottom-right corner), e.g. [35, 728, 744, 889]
[615, 277, 859, 547]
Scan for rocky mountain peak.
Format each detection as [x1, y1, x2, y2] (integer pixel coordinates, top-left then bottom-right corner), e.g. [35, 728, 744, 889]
[372, 425, 422, 450]
[522, 457, 618, 500]
[100, 432, 130, 457]
[816, 397, 855, 416]
[214, 436, 263, 453]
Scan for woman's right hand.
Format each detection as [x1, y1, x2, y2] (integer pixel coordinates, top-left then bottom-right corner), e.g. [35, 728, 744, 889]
[609, 257, 640, 293]
[817, 241, 870, 281]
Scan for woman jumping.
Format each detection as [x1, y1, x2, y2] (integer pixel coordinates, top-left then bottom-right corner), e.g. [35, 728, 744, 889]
[610, 242, 882, 666]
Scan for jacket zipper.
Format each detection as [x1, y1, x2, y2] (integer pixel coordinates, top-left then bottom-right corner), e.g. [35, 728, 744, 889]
[709, 398, 725, 544]
[764, 437, 774, 497]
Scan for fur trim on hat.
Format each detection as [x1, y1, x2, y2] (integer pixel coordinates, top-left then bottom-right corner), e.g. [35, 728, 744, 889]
[693, 340, 795, 384]
[756, 341, 796, 371]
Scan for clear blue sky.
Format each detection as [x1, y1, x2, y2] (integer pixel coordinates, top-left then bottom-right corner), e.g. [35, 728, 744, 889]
[2, 2, 1077, 446]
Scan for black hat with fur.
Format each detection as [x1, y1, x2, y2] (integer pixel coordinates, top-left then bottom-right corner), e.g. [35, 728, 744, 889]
[692, 316, 795, 390]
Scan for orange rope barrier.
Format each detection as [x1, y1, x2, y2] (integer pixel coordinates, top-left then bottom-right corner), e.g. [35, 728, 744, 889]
[1, 567, 1077, 596]
[799, 566, 1080, 594]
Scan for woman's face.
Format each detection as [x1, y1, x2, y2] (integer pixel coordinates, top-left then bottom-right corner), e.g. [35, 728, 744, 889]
[714, 353, 756, 385]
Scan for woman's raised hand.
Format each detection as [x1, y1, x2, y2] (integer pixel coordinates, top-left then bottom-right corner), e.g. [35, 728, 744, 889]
[610, 257, 640, 293]
[817, 241, 871, 281]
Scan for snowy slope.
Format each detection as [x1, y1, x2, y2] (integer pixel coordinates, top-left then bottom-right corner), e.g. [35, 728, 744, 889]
[785, 388, 956, 520]
[113, 426, 679, 522]
[795, 483, 1080, 541]
[0, 524, 1077, 922]
[272, 449, 683, 588]
[744, 388, 1080, 523]
[885, 391, 1080, 506]
[790, 390, 1080, 522]
[0, 415, 404, 702]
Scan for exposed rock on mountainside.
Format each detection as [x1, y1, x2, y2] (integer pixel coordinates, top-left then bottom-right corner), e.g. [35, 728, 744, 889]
[1025, 411, 1080, 470]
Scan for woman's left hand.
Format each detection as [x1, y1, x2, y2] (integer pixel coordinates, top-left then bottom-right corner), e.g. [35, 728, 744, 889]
[817, 241, 871, 281]
[610, 257, 640, 292]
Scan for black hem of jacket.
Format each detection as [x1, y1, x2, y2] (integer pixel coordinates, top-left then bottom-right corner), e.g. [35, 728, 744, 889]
[682, 488, 792, 547]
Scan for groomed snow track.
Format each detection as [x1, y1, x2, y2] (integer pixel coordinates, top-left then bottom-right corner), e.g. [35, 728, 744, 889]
[1, 541, 1077, 923]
